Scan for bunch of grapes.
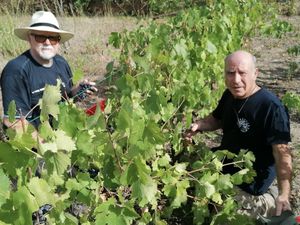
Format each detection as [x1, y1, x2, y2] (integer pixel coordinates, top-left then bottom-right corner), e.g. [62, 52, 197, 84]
[32, 204, 52, 225]
[77, 83, 93, 100]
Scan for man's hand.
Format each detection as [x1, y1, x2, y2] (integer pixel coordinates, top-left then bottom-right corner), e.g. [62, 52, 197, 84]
[72, 79, 98, 99]
[183, 121, 201, 145]
[183, 115, 221, 145]
[275, 194, 291, 216]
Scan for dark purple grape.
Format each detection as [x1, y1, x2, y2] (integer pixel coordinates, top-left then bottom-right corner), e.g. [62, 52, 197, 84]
[32, 204, 53, 225]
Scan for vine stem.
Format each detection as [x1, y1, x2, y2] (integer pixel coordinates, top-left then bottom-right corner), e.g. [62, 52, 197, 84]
[161, 98, 185, 130]
[7, 103, 40, 129]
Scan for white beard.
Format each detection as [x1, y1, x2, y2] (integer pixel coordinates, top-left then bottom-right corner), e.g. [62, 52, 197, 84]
[38, 46, 56, 60]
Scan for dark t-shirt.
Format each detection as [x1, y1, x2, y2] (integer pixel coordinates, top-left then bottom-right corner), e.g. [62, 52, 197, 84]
[212, 88, 291, 195]
[1, 50, 73, 128]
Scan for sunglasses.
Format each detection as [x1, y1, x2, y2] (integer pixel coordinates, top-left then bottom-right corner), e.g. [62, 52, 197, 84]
[30, 33, 61, 45]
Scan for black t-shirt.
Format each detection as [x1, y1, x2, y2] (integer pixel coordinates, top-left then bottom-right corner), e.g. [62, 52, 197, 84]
[212, 88, 291, 195]
[1, 50, 73, 128]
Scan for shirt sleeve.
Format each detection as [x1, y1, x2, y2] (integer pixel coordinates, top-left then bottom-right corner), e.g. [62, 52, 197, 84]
[212, 89, 230, 120]
[1, 61, 32, 118]
[264, 103, 291, 145]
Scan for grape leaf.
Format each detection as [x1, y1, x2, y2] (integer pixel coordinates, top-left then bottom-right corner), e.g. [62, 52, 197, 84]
[76, 131, 95, 155]
[12, 186, 39, 223]
[44, 151, 71, 175]
[0, 169, 10, 207]
[7, 100, 16, 123]
[39, 80, 62, 122]
[132, 178, 157, 207]
[39, 130, 76, 154]
[27, 177, 56, 205]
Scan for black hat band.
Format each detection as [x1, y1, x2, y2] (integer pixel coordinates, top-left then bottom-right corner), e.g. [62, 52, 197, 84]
[30, 23, 59, 30]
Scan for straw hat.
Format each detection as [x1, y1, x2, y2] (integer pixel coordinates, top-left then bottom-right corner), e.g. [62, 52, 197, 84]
[14, 11, 74, 43]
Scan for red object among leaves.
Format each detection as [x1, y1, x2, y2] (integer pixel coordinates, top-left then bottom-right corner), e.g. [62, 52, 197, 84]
[296, 216, 300, 224]
[85, 98, 106, 116]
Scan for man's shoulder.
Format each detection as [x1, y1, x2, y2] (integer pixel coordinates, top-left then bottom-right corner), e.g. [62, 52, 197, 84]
[53, 54, 69, 65]
[3, 50, 31, 72]
[257, 88, 283, 105]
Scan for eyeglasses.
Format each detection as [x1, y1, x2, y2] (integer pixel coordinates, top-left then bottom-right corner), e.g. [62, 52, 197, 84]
[30, 34, 61, 45]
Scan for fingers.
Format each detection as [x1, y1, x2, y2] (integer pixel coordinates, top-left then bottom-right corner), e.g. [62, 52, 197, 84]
[183, 122, 201, 145]
[191, 122, 199, 132]
[275, 202, 283, 216]
[275, 195, 291, 216]
[81, 80, 98, 92]
[75, 79, 98, 100]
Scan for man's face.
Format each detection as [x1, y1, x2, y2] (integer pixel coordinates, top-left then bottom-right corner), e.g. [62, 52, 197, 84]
[224, 54, 258, 99]
[28, 31, 60, 62]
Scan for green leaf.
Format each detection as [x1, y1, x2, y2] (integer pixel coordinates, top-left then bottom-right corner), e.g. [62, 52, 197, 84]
[174, 39, 188, 58]
[203, 181, 216, 198]
[157, 154, 171, 167]
[120, 163, 139, 186]
[193, 202, 209, 225]
[216, 174, 233, 191]
[143, 121, 165, 144]
[27, 177, 56, 205]
[95, 198, 134, 225]
[212, 192, 223, 204]
[7, 100, 16, 123]
[0, 142, 32, 177]
[9, 127, 38, 153]
[76, 131, 95, 155]
[231, 169, 249, 185]
[44, 151, 71, 175]
[39, 130, 76, 154]
[174, 163, 187, 174]
[72, 68, 84, 84]
[132, 178, 157, 207]
[172, 179, 190, 208]
[206, 40, 217, 54]
[0, 169, 10, 207]
[39, 80, 61, 122]
[115, 98, 132, 133]
[58, 104, 85, 137]
[12, 186, 39, 223]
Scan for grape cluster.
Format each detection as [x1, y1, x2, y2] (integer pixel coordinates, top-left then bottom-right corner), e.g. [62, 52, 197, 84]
[68, 202, 90, 218]
[32, 204, 52, 225]
[77, 83, 93, 100]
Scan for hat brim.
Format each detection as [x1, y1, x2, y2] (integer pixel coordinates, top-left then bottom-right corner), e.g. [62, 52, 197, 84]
[14, 26, 74, 43]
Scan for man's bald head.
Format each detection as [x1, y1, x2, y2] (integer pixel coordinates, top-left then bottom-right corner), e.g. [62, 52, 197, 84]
[224, 50, 259, 99]
[225, 50, 257, 71]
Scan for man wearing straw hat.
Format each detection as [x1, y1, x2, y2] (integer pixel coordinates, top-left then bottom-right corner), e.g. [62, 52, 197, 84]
[0, 11, 97, 131]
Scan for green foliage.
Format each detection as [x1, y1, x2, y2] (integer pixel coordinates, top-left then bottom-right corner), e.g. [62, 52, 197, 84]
[261, 20, 293, 38]
[0, 1, 277, 224]
[287, 61, 299, 80]
[288, 45, 300, 56]
[282, 91, 300, 114]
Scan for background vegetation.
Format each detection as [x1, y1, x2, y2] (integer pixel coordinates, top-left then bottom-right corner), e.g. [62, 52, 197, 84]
[0, 0, 299, 16]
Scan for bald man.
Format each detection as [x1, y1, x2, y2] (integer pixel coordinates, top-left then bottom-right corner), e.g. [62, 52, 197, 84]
[185, 50, 292, 218]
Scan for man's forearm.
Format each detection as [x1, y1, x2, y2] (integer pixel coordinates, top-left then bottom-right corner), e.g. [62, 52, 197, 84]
[272, 143, 292, 197]
[194, 114, 222, 132]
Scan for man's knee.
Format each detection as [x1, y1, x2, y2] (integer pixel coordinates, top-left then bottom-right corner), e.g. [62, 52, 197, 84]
[235, 187, 277, 219]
